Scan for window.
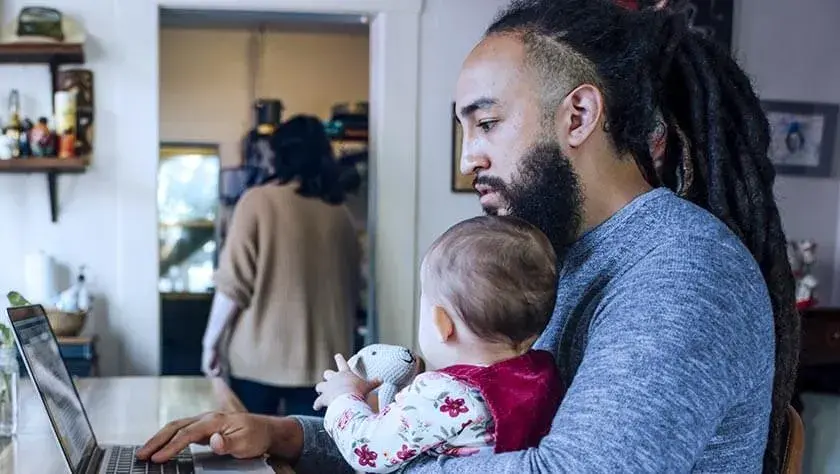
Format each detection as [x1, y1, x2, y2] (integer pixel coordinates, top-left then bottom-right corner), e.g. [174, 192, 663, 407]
[157, 144, 220, 294]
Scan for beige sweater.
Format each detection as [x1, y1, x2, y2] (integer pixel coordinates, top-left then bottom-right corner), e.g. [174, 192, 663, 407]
[215, 184, 360, 386]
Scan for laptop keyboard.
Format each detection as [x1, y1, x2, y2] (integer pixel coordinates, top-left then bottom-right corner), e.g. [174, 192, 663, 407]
[104, 445, 194, 474]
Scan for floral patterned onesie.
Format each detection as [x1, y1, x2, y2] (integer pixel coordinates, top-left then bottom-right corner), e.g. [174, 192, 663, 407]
[324, 350, 564, 473]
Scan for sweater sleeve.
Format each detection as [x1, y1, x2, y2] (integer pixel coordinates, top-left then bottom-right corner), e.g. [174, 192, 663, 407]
[322, 373, 490, 473]
[214, 190, 262, 309]
[391, 237, 775, 473]
[291, 415, 356, 474]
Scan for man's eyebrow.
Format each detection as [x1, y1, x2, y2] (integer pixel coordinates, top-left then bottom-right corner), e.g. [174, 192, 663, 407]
[459, 97, 499, 119]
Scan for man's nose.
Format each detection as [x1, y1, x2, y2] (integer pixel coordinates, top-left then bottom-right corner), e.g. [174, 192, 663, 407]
[460, 144, 490, 177]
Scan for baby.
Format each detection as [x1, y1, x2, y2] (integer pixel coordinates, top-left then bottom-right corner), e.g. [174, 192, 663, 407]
[313, 215, 564, 473]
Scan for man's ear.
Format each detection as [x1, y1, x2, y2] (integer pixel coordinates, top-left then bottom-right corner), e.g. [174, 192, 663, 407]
[432, 306, 455, 342]
[555, 84, 604, 148]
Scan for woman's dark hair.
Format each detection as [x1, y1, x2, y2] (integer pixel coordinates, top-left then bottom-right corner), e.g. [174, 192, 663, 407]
[487, 1, 798, 472]
[271, 115, 346, 205]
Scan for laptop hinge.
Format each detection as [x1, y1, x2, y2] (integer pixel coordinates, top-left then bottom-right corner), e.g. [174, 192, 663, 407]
[81, 445, 105, 474]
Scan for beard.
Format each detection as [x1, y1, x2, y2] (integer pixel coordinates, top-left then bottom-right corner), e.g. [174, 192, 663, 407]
[476, 141, 584, 257]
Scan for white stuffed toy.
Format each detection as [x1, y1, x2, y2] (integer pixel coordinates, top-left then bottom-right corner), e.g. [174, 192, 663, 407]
[347, 344, 422, 408]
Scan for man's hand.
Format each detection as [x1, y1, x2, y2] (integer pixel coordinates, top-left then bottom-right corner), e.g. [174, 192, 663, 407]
[313, 354, 381, 411]
[135, 412, 303, 464]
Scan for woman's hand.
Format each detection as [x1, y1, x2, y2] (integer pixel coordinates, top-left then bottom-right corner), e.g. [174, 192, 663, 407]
[313, 354, 381, 411]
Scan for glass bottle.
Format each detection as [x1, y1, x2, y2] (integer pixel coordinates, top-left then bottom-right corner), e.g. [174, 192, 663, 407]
[5, 90, 22, 158]
[0, 344, 19, 437]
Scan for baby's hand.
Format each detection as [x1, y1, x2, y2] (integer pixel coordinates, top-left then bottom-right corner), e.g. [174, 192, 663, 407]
[313, 354, 381, 410]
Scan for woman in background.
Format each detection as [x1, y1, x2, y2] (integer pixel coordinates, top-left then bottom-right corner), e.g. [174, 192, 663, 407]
[201, 115, 360, 416]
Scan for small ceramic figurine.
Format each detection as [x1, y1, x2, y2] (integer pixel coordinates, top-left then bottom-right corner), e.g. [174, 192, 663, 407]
[0, 129, 14, 160]
[788, 239, 818, 310]
[346, 343, 422, 408]
[30, 117, 54, 156]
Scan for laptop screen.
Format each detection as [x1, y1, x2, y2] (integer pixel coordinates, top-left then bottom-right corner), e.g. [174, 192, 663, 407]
[8, 305, 97, 474]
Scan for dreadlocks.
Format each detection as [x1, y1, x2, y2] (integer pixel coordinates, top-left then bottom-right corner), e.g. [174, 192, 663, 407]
[486, 1, 800, 472]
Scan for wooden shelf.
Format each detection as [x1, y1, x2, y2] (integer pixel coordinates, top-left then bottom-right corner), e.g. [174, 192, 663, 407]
[0, 42, 89, 224]
[0, 157, 89, 222]
[0, 157, 88, 173]
[0, 42, 84, 65]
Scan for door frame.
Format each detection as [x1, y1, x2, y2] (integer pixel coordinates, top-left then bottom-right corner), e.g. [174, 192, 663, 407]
[114, 0, 422, 373]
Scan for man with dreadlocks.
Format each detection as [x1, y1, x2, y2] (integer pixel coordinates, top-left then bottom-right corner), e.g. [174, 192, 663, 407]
[136, 1, 799, 473]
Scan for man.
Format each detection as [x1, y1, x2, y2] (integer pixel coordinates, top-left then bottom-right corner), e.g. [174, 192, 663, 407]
[137, 0, 799, 472]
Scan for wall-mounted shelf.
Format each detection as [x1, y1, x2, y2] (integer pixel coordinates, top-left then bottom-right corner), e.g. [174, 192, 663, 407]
[0, 42, 90, 223]
[0, 157, 90, 222]
[0, 43, 84, 65]
[0, 157, 88, 173]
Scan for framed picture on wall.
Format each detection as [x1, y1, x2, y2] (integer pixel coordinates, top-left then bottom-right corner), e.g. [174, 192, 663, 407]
[762, 100, 839, 178]
[452, 103, 473, 193]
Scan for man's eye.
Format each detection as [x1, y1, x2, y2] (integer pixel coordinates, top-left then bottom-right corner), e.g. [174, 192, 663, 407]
[477, 120, 497, 133]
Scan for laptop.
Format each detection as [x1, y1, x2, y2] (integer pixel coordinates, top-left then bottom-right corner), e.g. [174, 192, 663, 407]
[6, 304, 273, 474]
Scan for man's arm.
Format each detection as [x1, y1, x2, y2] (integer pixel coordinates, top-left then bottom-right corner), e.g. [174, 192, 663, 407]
[291, 416, 356, 474]
[397, 239, 775, 473]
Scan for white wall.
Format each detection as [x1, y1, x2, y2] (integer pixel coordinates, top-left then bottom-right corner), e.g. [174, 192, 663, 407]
[0, 0, 124, 374]
[160, 27, 369, 167]
[415, 0, 507, 255]
[734, 2, 840, 472]
[735, 0, 840, 307]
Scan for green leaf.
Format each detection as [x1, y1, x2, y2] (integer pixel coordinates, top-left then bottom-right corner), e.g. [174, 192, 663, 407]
[412, 437, 423, 443]
[6, 291, 30, 307]
[0, 325, 13, 348]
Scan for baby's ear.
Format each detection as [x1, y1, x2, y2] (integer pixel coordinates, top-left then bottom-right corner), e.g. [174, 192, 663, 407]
[433, 306, 454, 342]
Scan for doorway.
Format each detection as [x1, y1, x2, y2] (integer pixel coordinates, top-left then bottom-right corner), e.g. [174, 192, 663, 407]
[111, 0, 420, 375]
[156, 10, 374, 375]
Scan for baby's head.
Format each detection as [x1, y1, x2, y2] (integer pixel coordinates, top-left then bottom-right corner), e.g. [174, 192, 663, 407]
[419, 215, 558, 369]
